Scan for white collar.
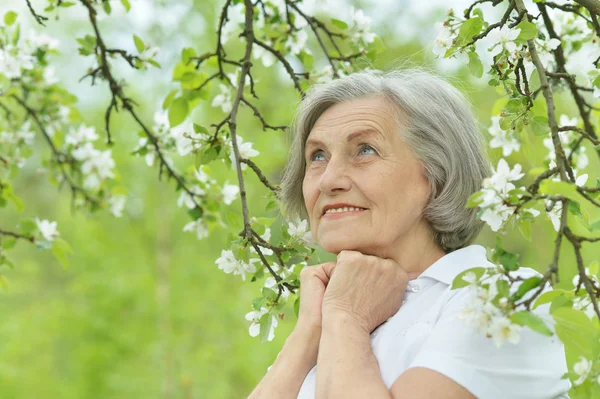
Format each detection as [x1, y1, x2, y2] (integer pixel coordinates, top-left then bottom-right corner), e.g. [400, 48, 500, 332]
[415, 244, 490, 286]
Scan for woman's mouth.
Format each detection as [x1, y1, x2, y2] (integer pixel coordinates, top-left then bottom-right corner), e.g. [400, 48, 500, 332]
[322, 207, 368, 219]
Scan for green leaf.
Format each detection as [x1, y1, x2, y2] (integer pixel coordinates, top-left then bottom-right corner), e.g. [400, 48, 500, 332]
[466, 191, 484, 208]
[262, 287, 277, 301]
[198, 146, 220, 165]
[533, 289, 573, 310]
[227, 212, 243, 231]
[331, 18, 348, 30]
[4, 11, 17, 26]
[252, 296, 267, 311]
[133, 34, 145, 54]
[294, 296, 300, 318]
[298, 51, 314, 71]
[589, 260, 599, 276]
[451, 267, 486, 289]
[1, 237, 17, 250]
[147, 59, 161, 68]
[265, 199, 278, 211]
[495, 246, 519, 271]
[168, 97, 189, 127]
[18, 219, 37, 236]
[103, 1, 111, 14]
[468, 51, 484, 78]
[552, 307, 597, 357]
[193, 123, 208, 134]
[51, 238, 73, 269]
[259, 312, 273, 343]
[0, 274, 8, 291]
[550, 295, 573, 313]
[530, 115, 548, 136]
[496, 279, 510, 299]
[529, 69, 541, 92]
[187, 206, 203, 221]
[518, 220, 532, 241]
[121, 0, 131, 12]
[510, 311, 553, 336]
[457, 17, 483, 45]
[516, 21, 538, 41]
[511, 276, 542, 301]
[162, 90, 178, 110]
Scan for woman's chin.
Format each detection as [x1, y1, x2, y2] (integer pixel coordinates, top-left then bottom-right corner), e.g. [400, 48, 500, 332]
[319, 238, 365, 254]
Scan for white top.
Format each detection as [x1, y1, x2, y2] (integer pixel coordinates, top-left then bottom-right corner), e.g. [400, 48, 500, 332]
[296, 244, 571, 399]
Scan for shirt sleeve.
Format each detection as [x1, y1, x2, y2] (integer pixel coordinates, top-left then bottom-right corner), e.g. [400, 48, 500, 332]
[406, 277, 572, 399]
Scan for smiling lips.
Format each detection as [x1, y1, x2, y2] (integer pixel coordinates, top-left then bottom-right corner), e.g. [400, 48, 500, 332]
[322, 204, 368, 218]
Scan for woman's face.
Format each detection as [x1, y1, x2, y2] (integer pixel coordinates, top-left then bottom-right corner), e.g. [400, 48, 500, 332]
[302, 96, 432, 256]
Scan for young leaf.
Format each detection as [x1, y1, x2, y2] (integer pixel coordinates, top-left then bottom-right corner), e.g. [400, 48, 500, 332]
[511, 276, 542, 301]
[468, 52, 484, 78]
[516, 21, 538, 41]
[457, 17, 483, 45]
[4, 11, 17, 26]
[259, 312, 273, 343]
[510, 311, 553, 336]
[530, 115, 548, 136]
[133, 34, 145, 54]
[168, 97, 189, 127]
[533, 290, 573, 310]
[529, 69, 541, 92]
[451, 267, 486, 289]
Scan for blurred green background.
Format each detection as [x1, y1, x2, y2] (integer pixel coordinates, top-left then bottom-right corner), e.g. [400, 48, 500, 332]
[1, 0, 597, 398]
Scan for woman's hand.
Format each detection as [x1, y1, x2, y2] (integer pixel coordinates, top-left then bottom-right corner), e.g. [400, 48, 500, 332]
[296, 261, 337, 331]
[321, 250, 410, 335]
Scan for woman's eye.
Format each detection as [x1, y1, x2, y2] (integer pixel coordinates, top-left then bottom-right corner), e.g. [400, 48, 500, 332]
[359, 144, 377, 156]
[310, 150, 325, 162]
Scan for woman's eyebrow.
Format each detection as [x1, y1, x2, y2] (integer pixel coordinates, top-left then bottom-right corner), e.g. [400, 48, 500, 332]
[305, 128, 384, 150]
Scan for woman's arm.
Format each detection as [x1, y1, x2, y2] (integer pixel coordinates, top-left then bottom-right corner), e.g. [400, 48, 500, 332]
[248, 324, 320, 399]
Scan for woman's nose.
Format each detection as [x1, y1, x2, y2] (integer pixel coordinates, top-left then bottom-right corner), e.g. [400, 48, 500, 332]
[318, 156, 352, 194]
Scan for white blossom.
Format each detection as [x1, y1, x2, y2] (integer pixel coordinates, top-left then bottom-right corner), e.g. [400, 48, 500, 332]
[488, 315, 522, 347]
[488, 116, 520, 156]
[245, 307, 278, 341]
[349, 8, 376, 44]
[458, 278, 522, 347]
[108, 195, 127, 218]
[211, 84, 233, 113]
[432, 25, 453, 57]
[316, 65, 335, 84]
[35, 218, 59, 242]
[285, 30, 309, 56]
[573, 356, 592, 386]
[16, 120, 35, 146]
[66, 125, 99, 147]
[476, 159, 525, 231]
[221, 181, 239, 205]
[153, 109, 170, 135]
[194, 166, 214, 185]
[177, 185, 205, 209]
[27, 32, 60, 50]
[253, 44, 276, 67]
[488, 26, 521, 56]
[43, 66, 59, 85]
[462, 271, 477, 284]
[183, 218, 209, 240]
[140, 45, 159, 60]
[228, 135, 259, 170]
[287, 219, 316, 247]
[264, 276, 291, 300]
[215, 249, 258, 281]
[0, 45, 35, 79]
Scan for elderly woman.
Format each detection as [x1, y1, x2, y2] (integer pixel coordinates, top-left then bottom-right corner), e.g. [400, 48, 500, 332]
[248, 69, 570, 399]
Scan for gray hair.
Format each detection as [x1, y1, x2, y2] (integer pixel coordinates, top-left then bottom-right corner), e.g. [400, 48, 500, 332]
[278, 68, 492, 253]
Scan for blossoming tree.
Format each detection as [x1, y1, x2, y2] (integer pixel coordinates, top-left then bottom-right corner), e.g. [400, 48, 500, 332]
[1, 0, 599, 396]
